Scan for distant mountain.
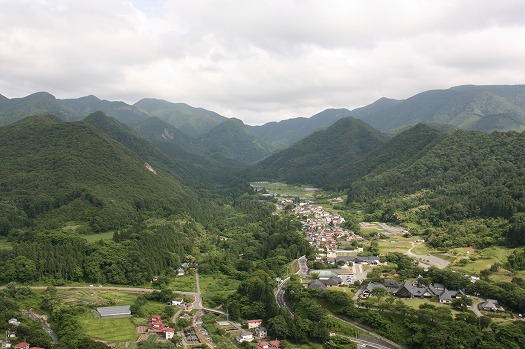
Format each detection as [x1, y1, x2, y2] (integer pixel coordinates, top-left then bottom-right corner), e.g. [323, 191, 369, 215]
[348, 97, 400, 120]
[251, 108, 353, 149]
[0, 115, 201, 233]
[0, 92, 78, 125]
[352, 85, 525, 132]
[327, 123, 446, 187]
[200, 118, 275, 166]
[62, 95, 151, 126]
[134, 98, 227, 137]
[246, 117, 388, 187]
[134, 116, 240, 184]
[83, 112, 190, 182]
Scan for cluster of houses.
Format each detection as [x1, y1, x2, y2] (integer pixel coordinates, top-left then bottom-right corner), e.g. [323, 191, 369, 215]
[292, 202, 360, 252]
[236, 319, 282, 349]
[0, 342, 46, 349]
[147, 315, 175, 340]
[1, 318, 46, 349]
[361, 279, 467, 303]
[360, 278, 505, 311]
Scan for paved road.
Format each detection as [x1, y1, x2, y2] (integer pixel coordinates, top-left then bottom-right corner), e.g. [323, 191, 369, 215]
[352, 263, 368, 282]
[297, 255, 308, 276]
[275, 277, 293, 315]
[406, 242, 450, 269]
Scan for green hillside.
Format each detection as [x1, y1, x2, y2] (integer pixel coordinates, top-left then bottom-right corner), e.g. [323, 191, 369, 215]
[200, 118, 275, 165]
[134, 116, 242, 184]
[134, 98, 227, 137]
[327, 123, 446, 187]
[0, 92, 78, 125]
[0, 115, 201, 234]
[62, 95, 151, 126]
[347, 130, 525, 245]
[353, 85, 525, 132]
[251, 108, 353, 149]
[246, 116, 388, 187]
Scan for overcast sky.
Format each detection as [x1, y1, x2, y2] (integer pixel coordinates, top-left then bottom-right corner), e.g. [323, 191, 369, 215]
[1, 0, 524, 125]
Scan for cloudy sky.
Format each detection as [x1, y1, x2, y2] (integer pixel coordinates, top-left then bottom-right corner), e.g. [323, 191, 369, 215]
[1, 0, 524, 125]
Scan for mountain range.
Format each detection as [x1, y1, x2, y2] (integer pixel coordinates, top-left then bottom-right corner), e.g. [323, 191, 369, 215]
[2, 84, 525, 238]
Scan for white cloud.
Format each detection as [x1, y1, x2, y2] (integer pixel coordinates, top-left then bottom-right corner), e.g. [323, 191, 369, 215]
[0, 0, 524, 124]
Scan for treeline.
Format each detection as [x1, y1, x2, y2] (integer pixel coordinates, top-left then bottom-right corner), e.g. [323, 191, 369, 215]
[0, 217, 204, 285]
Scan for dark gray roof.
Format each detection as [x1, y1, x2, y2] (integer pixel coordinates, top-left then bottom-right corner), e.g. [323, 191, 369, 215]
[308, 279, 327, 291]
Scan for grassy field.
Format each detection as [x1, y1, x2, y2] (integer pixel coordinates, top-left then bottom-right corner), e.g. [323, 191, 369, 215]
[199, 274, 241, 308]
[58, 288, 139, 307]
[82, 231, 115, 242]
[80, 312, 138, 342]
[378, 239, 414, 254]
[0, 237, 12, 250]
[170, 275, 196, 292]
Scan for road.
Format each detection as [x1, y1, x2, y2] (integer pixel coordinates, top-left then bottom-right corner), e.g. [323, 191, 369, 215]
[297, 255, 308, 277]
[406, 242, 450, 269]
[275, 277, 293, 315]
[352, 263, 368, 282]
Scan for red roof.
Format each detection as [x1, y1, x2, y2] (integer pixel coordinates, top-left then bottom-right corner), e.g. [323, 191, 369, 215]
[247, 319, 263, 323]
[15, 343, 30, 349]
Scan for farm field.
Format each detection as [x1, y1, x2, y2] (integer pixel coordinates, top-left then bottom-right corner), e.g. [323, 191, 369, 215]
[79, 312, 138, 342]
[199, 274, 241, 308]
[58, 288, 139, 307]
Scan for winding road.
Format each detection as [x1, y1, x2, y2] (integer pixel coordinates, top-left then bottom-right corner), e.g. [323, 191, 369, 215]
[406, 242, 450, 269]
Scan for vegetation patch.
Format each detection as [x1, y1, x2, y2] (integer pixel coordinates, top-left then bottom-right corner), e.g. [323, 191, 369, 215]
[79, 312, 138, 342]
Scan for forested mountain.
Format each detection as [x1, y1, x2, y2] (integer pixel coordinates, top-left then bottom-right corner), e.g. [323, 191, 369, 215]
[252, 108, 353, 149]
[352, 85, 525, 132]
[246, 117, 388, 187]
[0, 115, 207, 235]
[82, 112, 192, 183]
[326, 123, 447, 188]
[0, 92, 78, 125]
[134, 116, 241, 184]
[347, 129, 525, 244]
[134, 98, 227, 137]
[62, 95, 150, 127]
[200, 118, 275, 165]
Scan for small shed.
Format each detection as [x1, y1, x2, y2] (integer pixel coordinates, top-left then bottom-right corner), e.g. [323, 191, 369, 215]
[96, 305, 131, 318]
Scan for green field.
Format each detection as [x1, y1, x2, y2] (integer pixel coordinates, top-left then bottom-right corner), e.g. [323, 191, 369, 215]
[0, 237, 12, 250]
[79, 312, 138, 342]
[199, 274, 241, 308]
[82, 231, 115, 242]
[58, 288, 139, 307]
[171, 275, 196, 292]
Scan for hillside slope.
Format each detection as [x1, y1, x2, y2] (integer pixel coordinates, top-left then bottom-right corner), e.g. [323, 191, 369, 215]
[246, 117, 388, 187]
[353, 85, 525, 132]
[251, 108, 353, 149]
[0, 115, 201, 234]
[134, 98, 227, 137]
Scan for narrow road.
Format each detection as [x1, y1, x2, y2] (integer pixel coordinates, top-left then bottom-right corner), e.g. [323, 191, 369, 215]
[275, 277, 292, 315]
[406, 242, 450, 269]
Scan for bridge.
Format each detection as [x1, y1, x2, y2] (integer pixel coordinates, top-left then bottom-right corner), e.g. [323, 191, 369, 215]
[201, 307, 226, 316]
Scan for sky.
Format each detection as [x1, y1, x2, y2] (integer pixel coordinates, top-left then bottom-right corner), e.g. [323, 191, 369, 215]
[1, 1, 524, 125]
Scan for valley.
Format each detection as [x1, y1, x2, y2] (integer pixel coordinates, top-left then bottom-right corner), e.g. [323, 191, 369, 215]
[1, 85, 525, 349]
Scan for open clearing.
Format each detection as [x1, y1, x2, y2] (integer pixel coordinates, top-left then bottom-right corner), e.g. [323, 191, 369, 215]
[79, 312, 138, 342]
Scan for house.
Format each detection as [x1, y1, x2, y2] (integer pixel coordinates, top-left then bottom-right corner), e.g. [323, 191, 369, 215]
[0, 340, 12, 349]
[308, 279, 327, 291]
[184, 302, 193, 312]
[237, 331, 254, 343]
[437, 289, 453, 303]
[177, 268, 185, 276]
[8, 318, 20, 326]
[361, 282, 387, 298]
[321, 276, 342, 287]
[254, 327, 267, 338]
[168, 298, 184, 306]
[161, 327, 175, 340]
[481, 299, 505, 312]
[247, 319, 263, 329]
[254, 340, 281, 349]
[352, 256, 380, 265]
[14, 343, 30, 349]
[394, 281, 434, 298]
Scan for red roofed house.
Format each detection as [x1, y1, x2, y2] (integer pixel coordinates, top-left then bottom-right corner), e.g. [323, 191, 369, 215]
[247, 319, 263, 329]
[255, 340, 281, 349]
[15, 343, 30, 349]
[160, 327, 175, 340]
